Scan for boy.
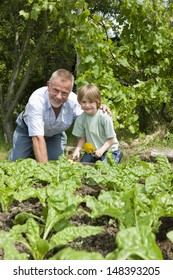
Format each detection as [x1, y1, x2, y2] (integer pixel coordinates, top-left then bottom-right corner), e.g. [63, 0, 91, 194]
[72, 84, 122, 163]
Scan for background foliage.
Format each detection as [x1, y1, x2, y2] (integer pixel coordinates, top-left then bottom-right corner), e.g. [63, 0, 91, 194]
[0, 0, 173, 144]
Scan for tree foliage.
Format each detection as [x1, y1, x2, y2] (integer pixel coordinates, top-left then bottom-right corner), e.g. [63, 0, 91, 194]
[73, 0, 173, 133]
[0, 0, 173, 144]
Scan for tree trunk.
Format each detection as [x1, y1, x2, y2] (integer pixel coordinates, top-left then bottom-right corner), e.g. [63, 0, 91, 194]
[75, 8, 83, 76]
[2, 118, 14, 144]
[0, 12, 49, 145]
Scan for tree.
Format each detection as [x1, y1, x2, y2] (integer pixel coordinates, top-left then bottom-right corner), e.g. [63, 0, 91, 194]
[0, 0, 76, 143]
[73, 0, 173, 134]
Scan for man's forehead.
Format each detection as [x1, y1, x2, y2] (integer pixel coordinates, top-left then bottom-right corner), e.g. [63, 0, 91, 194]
[53, 77, 72, 86]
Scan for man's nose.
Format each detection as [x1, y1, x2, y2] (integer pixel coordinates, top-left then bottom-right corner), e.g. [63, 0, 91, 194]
[55, 92, 63, 99]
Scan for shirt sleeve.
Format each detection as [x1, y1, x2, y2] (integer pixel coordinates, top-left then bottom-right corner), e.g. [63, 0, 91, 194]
[101, 112, 119, 150]
[25, 103, 45, 136]
[101, 113, 116, 139]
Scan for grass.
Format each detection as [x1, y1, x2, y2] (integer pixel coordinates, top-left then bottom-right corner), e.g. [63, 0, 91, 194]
[0, 128, 11, 161]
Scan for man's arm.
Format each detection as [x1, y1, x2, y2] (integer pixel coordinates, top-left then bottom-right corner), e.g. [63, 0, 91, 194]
[32, 135, 48, 163]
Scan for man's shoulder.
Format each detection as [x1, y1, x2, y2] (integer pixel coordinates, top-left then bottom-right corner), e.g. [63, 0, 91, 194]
[31, 86, 47, 97]
[67, 91, 78, 104]
[75, 111, 85, 120]
[29, 87, 48, 104]
[65, 91, 81, 114]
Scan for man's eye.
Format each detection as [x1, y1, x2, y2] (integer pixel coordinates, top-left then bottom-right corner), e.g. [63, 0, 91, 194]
[53, 89, 59, 93]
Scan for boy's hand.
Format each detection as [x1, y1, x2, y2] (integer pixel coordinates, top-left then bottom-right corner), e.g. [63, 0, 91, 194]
[94, 149, 104, 158]
[72, 151, 80, 160]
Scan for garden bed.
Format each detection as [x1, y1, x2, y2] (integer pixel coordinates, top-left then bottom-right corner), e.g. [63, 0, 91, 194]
[0, 184, 173, 260]
[0, 140, 173, 260]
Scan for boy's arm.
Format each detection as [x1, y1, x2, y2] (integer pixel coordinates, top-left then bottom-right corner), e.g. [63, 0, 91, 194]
[95, 136, 115, 158]
[73, 137, 86, 160]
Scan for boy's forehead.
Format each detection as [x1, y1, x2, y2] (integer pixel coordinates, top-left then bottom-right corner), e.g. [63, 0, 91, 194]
[81, 95, 93, 101]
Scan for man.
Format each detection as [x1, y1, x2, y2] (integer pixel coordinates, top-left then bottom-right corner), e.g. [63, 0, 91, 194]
[9, 69, 110, 163]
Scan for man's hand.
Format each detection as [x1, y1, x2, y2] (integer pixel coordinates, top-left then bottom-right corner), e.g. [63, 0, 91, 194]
[100, 104, 111, 115]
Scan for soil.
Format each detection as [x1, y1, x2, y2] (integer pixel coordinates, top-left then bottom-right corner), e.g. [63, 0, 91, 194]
[0, 184, 173, 260]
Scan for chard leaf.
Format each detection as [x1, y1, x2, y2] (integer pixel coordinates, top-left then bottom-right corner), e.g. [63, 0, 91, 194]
[5, 218, 49, 260]
[167, 231, 173, 243]
[85, 190, 124, 219]
[107, 226, 163, 260]
[0, 226, 29, 260]
[155, 155, 173, 174]
[145, 173, 172, 195]
[14, 185, 47, 206]
[49, 226, 103, 249]
[47, 180, 82, 206]
[43, 203, 81, 240]
[49, 247, 104, 260]
[43, 182, 84, 239]
[85, 189, 136, 228]
[43, 204, 59, 240]
[25, 218, 49, 260]
[0, 187, 14, 212]
[14, 212, 44, 225]
[53, 219, 71, 233]
[30, 239, 49, 260]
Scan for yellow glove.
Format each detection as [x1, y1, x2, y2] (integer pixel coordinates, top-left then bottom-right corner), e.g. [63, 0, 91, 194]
[83, 142, 96, 154]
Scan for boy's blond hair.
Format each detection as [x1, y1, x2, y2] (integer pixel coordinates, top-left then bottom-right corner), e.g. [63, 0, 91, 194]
[77, 84, 101, 108]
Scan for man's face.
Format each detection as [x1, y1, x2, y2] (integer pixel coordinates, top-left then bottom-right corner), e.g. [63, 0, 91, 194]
[48, 77, 72, 108]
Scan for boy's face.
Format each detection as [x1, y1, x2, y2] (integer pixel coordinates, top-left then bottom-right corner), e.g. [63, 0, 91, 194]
[80, 96, 98, 116]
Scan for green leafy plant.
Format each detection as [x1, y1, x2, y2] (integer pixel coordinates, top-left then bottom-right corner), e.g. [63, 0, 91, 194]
[0, 155, 172, 259]
[0, 216, 103, 260]
[167, 231, 173, 244]
[106, 226, 163, 260]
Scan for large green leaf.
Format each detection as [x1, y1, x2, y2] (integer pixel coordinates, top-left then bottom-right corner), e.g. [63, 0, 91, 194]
[49, 226, 103, 249]
[106, 226, 163, 260]
[49, 247, 104, 260]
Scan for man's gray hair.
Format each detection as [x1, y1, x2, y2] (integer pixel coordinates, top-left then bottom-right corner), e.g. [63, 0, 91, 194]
[49, 69, 74, 89]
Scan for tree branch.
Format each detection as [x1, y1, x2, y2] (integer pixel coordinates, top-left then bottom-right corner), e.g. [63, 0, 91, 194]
[5, 26, 32, 107]
[5, 12, 49, 120]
